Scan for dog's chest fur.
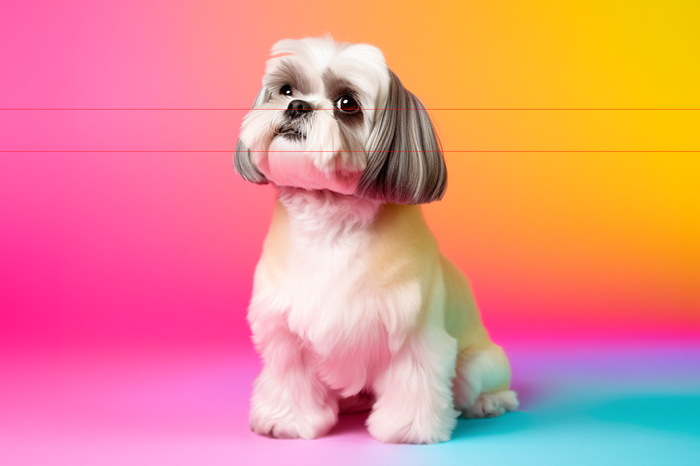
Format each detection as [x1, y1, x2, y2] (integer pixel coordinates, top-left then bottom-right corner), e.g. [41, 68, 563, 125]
[252, 189, 420, 395]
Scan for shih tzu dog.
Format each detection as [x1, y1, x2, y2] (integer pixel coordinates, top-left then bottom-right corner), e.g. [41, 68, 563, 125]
[234, 35, 518, 444]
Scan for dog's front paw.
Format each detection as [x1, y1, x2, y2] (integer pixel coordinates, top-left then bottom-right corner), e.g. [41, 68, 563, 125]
[366, 400, 459, 444]
[249, 403, 336, 439]
[249, 368, 338, 439]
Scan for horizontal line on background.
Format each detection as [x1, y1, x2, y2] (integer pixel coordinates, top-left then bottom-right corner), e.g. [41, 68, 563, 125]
[0, 108, 699, 111]
[2, 151, 698, 153]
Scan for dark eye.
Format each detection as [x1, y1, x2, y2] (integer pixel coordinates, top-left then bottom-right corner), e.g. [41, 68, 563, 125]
[336, 95, 359, 113]
[280, 85, 293, 96]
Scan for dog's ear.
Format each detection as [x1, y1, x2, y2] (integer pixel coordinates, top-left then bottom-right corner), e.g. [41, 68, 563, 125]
[234, 88, 270, 184]
[355, 70, 447, 204]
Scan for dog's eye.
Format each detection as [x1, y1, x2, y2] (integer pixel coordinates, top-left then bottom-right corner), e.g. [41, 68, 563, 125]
[336, 95, 359, 113]
[280, 85, 293, 96]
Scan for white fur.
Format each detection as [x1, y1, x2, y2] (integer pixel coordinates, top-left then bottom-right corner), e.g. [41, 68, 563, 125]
[239, 36, 518, 444]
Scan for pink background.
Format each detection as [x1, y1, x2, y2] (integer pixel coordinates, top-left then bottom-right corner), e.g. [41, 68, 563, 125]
[1, 0, 267, 352]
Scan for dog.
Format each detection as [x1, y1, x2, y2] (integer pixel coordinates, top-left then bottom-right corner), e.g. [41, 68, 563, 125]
[234, 35, 518, 444]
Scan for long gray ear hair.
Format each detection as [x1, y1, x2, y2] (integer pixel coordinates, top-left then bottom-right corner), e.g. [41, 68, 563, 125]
[233, 88, 270, 184]
[355, 71, 447, 204]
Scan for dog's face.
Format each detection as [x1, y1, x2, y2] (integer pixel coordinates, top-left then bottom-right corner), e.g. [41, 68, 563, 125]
[235, 36, 447, 204]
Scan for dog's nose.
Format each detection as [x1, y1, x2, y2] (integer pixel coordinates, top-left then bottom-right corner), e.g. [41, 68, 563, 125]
[286, 100, 313, 120]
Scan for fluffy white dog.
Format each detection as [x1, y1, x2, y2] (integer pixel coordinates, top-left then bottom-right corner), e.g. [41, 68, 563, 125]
[235, 35, 518, 444]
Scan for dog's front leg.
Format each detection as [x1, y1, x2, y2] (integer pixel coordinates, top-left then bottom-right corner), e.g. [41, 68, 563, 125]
[249, 317, 338, 439]
[367, 327, 460, 444]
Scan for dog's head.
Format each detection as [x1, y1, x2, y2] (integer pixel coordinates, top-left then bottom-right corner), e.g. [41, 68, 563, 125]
[235, 35, 446, 204]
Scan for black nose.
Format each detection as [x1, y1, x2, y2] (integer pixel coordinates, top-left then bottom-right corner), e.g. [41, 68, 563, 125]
[286, 100, 313, 119]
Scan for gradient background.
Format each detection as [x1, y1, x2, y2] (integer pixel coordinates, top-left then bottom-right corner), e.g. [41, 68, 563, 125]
[1, 1, 699, 465]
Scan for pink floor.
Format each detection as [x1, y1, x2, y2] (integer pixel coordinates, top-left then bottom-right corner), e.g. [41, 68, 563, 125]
[2, 340, 699, 466]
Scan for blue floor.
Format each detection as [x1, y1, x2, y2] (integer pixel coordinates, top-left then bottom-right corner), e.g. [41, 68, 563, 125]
[388, 343, 700, 466]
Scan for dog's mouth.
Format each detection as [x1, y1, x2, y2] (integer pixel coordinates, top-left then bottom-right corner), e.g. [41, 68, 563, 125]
[275, 124, 306, 141]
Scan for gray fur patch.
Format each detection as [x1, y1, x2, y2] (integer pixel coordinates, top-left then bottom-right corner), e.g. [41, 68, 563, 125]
[234, 139, 268, 184]
[322, 70, 360, 102]
[322, 70, 366, 158]
[265, 58, 313, 95]
[355, 71, 447, 204]
[233, 87, 270, 184]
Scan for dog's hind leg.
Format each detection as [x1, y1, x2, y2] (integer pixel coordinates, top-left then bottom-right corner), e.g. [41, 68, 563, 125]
[453, 343, 519, 418]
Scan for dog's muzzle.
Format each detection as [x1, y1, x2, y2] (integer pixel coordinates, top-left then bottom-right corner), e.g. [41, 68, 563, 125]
[275, 122, 306, 141]
[276, 100, 312, 141]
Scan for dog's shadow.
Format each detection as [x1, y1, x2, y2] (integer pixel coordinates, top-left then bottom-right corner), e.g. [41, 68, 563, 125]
[331, 412, 532, 440]
[327, 412, 370, 437]
[452, 411, 531, 440]
[328, 410, 531, 441]
[328, 382, 537, 441]
[328, 407, 533, 441]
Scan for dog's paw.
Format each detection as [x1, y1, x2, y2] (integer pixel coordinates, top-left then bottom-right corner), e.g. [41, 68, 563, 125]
[367, 402, 459, 444]
[250, 404, 337, 440]
[462, 390, 519, 419]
